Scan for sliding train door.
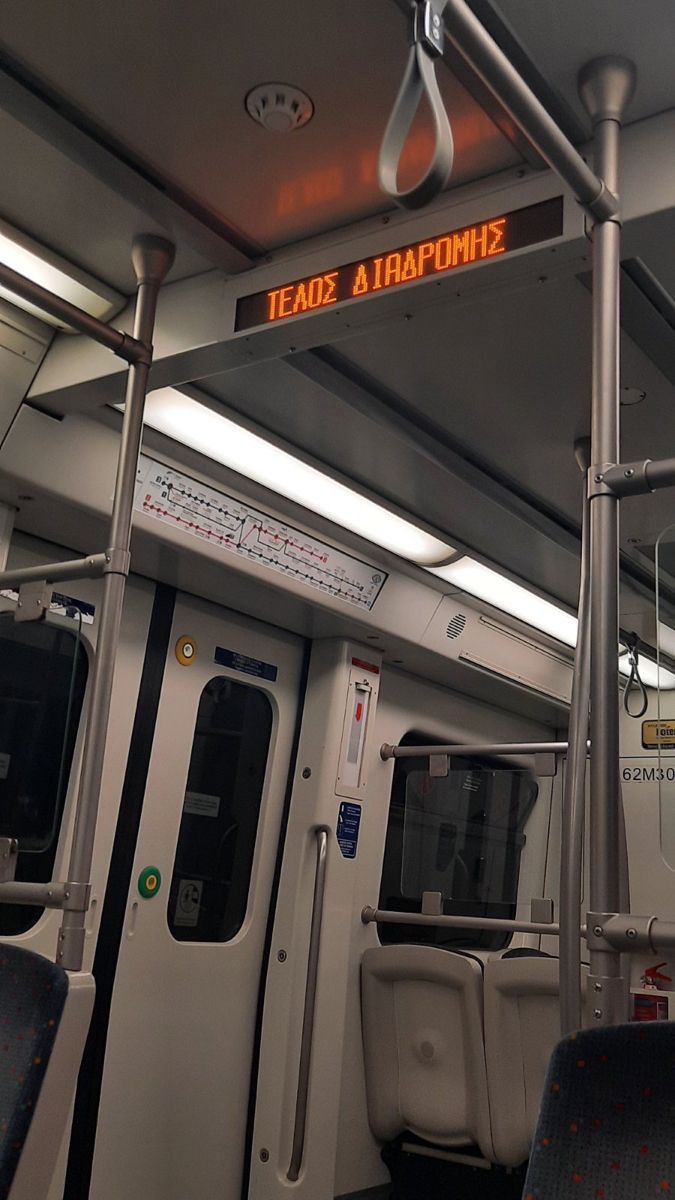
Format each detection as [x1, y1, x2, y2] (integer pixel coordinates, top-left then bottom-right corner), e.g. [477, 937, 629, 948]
[87, 592, 305, 1200]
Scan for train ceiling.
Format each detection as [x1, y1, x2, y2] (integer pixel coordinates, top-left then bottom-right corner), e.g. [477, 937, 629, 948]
[0, 0, 674, 616]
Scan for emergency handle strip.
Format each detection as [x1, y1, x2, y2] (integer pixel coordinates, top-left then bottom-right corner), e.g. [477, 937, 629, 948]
[287, 827, 330, 1182]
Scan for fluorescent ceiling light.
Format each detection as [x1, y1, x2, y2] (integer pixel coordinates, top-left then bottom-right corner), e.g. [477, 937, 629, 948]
[658, 621, 675, 660]
[428, 557, 579, 647]
[0, 218, 122, 329]
[428, 557, 675, 690]
[132, 388, 675, 690]
[139, 389, 453, 565]
[628, 655, 675, 691]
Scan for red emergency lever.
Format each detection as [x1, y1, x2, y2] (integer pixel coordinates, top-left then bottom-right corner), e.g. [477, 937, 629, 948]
[644, 962, 672, 984]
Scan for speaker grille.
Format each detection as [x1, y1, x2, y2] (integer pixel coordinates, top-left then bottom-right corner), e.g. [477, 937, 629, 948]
[446, 613, 467, 640]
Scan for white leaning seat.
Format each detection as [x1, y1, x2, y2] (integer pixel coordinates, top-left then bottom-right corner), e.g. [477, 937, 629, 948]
[360, 944, 494, 1160]
[483, 951, 589, 1167]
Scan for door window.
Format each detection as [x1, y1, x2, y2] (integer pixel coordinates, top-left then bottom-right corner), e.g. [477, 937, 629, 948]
[0, 614, 88, 935]
[167, 676, 273, 942]
[379, 737, 538, 949]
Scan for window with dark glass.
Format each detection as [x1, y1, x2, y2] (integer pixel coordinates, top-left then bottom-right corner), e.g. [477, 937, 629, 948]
[0, 614, 88, 935]
[167, 676, 273, 943]
[379, 735, 538, 950]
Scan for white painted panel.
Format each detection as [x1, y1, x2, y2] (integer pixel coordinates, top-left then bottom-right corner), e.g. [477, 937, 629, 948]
[0, 531, 155, 1199]
[90, 592, 303, 1200]
[333, 668, 552, 1197]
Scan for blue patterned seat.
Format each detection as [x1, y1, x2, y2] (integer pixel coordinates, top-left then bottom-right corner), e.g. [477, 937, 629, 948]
[523, 1020, 675, 1199]
[0, 945, 68, 1198]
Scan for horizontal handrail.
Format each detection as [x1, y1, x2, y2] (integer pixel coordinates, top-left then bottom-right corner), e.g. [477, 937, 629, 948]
[0, 553, 108, 591]
[380, 740, 589, 761]
[0, 881, 67, 908]
[0, 261, 147, 362]
[362, 906, 562, 936]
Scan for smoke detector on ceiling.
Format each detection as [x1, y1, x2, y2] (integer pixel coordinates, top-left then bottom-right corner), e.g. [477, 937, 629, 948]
[245, 83, 314, 133]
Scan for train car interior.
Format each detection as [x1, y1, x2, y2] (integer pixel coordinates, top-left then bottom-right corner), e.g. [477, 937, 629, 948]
[0, 2, 674, 1197]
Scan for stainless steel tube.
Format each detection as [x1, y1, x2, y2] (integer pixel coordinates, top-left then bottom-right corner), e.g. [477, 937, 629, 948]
[0, 553, 107, 590]
[441, 1, 617, 221]
[604, 456, 675, 497]
[559, 491, 591, 1034]
[380, 740, 575, 761]
[0, 261, 146, 362]
[645, 458, 675, 491]
[0, 881, 67, 907]
[288, 828, 330, 1183]
[362, 907, 562, 936]
[582, 58, 635, 1025]
[57, 235, 174, 971]
[600, 914, 675, 955]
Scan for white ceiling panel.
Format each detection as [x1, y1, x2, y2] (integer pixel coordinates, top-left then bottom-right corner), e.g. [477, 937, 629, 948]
[493, 0, 675, 126]
[327, 271, 675, 549]
[0, 109, 211, 293]
[0, 0, 521, 251]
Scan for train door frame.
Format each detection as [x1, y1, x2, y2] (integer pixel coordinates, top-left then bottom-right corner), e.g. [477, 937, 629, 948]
[82, 590, 305, 1200]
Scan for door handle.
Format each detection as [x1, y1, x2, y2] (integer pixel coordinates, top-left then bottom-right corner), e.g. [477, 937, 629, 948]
[287, 826, 330, 1182]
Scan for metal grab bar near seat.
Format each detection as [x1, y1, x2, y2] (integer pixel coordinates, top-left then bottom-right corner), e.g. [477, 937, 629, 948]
[362, 906, 564, 937]
[380, 740, 591, 760]
[287, 827, 330, 1182]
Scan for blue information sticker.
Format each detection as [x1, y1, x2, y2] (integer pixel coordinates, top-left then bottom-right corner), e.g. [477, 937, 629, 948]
[336, 802, 362, 859]
[214, 645, 278, 681]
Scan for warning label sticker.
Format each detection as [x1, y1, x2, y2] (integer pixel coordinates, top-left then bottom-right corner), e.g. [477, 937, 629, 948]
[336, 802, 362, 859]
[642, 720, 675, 749]
[183, 791, 221, 818]
[174, 879, 203, 927]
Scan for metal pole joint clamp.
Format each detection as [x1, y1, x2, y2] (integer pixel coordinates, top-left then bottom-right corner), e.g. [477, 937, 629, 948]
[104, 547, 132, 576]
[587, 912, 657, 952]
[585, 912, 619, 949]
[587, 464, 619, 499]
[117, 333, 152, 366]
[603, 460, 653, 497]
[413, 0, 446, 57]
[61, 881, 93, 913]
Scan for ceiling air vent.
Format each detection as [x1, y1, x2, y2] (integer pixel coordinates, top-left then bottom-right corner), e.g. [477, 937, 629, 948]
[446, 612, 467, 641]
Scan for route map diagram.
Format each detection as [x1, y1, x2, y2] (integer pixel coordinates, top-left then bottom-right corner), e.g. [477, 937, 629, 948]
[134, 456, 387, 610]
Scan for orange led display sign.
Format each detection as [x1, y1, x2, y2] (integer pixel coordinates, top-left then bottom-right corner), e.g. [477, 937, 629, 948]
[235, 196, 563, 332]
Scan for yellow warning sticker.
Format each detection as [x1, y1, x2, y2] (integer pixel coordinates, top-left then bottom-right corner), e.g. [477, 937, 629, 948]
[642, 720, 675, 748]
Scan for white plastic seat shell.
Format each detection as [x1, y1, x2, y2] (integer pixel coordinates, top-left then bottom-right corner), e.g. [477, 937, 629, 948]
[360, 945, 494, 1160]
[483, 955, 589, 1167]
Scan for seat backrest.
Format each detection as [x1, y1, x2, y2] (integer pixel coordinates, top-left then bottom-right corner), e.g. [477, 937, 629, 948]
[0, 945, 94, 1200]
[483, 954, 588, 1167]
[360, 945, 493, 1159]
[523, 1020, 675, 1198]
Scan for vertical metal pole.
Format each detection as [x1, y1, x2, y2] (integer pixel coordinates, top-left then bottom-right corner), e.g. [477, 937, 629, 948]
[559, 474, 591, 1035]
[57, 235, 174, 970]
[579, 57, 635, 1025]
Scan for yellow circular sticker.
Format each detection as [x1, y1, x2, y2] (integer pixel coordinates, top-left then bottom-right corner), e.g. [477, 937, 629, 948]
[138, 866, 161, 899]
[176, 636, 197, 666]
